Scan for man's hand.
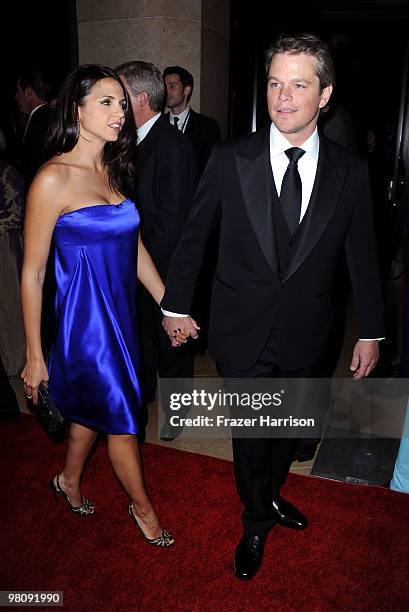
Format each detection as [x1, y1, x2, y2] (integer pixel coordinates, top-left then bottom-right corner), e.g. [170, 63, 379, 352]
[162, 316, 200, 347]
[349, 340, 379, 379]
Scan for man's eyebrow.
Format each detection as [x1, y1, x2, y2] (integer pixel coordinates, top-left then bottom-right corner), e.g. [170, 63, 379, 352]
[267, 76, 312, 83]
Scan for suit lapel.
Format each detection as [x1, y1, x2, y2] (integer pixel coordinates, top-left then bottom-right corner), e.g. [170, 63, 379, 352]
[236, 128, 279, 275]
[282, 137, 347, 282]
[184, 108, 195, 138]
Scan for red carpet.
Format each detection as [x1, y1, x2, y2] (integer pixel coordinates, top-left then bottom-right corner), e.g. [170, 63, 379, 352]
[1, 415, 409, 611]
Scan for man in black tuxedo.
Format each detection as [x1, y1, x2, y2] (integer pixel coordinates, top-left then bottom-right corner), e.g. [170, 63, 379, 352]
[162, 34, 384, 579]
[116, 61, 198, 429]
[15, 69, 53, 187]
[163, 66, 221, 175]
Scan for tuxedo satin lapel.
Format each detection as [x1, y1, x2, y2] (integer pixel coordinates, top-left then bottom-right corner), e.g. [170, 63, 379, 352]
[184, 109, 194, 138]
[236, 148, 278, 274]
[282, 144, 347, 282]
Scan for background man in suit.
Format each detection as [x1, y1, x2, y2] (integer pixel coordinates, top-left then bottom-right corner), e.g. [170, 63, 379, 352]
[16, 69, 55, 355]
[15, 69, 53, 187]
[116, 61, 198, 437]
[162, 34, 384, 580]
[163, 65, 221, 175]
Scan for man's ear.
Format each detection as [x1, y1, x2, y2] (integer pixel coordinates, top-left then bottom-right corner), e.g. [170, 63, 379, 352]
[184, 85, 192, 100]
[25, 86, 34, 101]
[319, 84, 333, 109]
[138, 91, 149, 107]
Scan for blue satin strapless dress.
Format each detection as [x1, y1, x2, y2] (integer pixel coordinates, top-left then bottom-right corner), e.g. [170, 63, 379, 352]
[48, 199, 142, 434]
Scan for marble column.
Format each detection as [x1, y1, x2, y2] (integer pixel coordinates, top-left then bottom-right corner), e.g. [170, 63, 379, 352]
[76, 0, 230, 136]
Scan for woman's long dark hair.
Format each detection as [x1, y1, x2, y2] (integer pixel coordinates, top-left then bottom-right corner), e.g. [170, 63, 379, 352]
[48, 64, 136, 197]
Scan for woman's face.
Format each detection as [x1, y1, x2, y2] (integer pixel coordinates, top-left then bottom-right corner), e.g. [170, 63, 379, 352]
[77, 77, 127, 144]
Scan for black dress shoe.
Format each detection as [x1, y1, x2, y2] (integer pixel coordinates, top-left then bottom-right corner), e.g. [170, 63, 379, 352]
[159, 421, 183, 442]
[272, 495, 308, 530]
[159, 429, 176, 442]
[234, 532, 267, 580]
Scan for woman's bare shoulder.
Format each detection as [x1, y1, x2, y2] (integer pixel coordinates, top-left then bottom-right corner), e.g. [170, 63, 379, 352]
[36, 156, 75, 186]
[31, 153, 83, 194]
[26, 157, 78, 215]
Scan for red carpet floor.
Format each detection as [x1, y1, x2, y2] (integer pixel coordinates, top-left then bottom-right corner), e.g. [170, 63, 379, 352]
[1, 415, 409, 611]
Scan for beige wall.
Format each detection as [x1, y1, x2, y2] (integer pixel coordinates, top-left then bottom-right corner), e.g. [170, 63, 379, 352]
[76, 0, 229, 137]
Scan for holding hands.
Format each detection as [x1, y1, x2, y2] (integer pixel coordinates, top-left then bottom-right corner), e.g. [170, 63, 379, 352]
[163, 315, 200, 347]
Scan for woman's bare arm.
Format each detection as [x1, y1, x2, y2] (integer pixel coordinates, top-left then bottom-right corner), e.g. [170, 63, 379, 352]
[137, 236, 199, 346]
[21, 165, 65, 402]
[137, 235, 165, 306]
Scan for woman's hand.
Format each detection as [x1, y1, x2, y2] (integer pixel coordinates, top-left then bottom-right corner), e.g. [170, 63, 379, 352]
[21, 357, 49, 405]
[163, 316, 200, 347]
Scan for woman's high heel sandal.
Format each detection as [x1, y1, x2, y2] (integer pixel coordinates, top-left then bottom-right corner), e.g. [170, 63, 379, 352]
[50, 474, 95, 516]
[128, 502, 174, 547]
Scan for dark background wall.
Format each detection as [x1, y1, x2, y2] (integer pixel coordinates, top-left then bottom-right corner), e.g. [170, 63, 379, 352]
[229, 0, 409, 166]
[0, 0, 76, 162]
[2, 0, 408, 176]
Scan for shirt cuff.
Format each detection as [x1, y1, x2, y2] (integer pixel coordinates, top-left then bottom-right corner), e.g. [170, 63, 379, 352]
[358, 338, 385, 341]
[161, 309, 189, 317]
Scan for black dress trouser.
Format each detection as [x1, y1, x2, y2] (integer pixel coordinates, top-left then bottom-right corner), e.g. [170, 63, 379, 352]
[218, 330, 324, 536]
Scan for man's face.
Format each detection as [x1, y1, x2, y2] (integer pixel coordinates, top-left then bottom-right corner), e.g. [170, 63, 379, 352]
[15, 80, 31, 114]
[164, 74, 188, 111]
[267, 52, 332, 144]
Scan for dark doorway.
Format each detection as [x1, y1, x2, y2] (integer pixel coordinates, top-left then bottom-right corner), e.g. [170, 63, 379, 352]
[0, 0, 77, 165]
[230, 0, 409, 160]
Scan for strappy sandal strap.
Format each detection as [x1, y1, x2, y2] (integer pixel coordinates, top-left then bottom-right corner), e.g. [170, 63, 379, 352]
[128, 503, 174, 547]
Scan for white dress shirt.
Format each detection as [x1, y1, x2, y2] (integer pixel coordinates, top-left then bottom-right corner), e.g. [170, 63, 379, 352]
[169, 106, 191, 133]
[270, 122, 319, 222]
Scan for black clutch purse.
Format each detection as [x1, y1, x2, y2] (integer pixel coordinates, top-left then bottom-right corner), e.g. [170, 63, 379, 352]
[37, 383, 65, 437]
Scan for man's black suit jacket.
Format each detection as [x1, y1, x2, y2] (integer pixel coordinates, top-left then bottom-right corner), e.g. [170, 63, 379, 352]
[22, 104, 54, 187]
[162, 126, 384, 371]
[132, 115, 198, 280]
[168, 109, 220, 175]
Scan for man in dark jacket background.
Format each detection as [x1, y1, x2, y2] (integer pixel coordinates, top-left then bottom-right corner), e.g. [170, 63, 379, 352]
[164, 65, 220, 175]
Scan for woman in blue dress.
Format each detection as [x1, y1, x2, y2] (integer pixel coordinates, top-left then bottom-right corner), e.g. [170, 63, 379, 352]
[20, 65, 186, 546]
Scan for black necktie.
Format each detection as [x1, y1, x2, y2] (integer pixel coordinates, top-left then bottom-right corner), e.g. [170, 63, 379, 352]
[173, 116, 179, 129]
[279, 147, 305, 233]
